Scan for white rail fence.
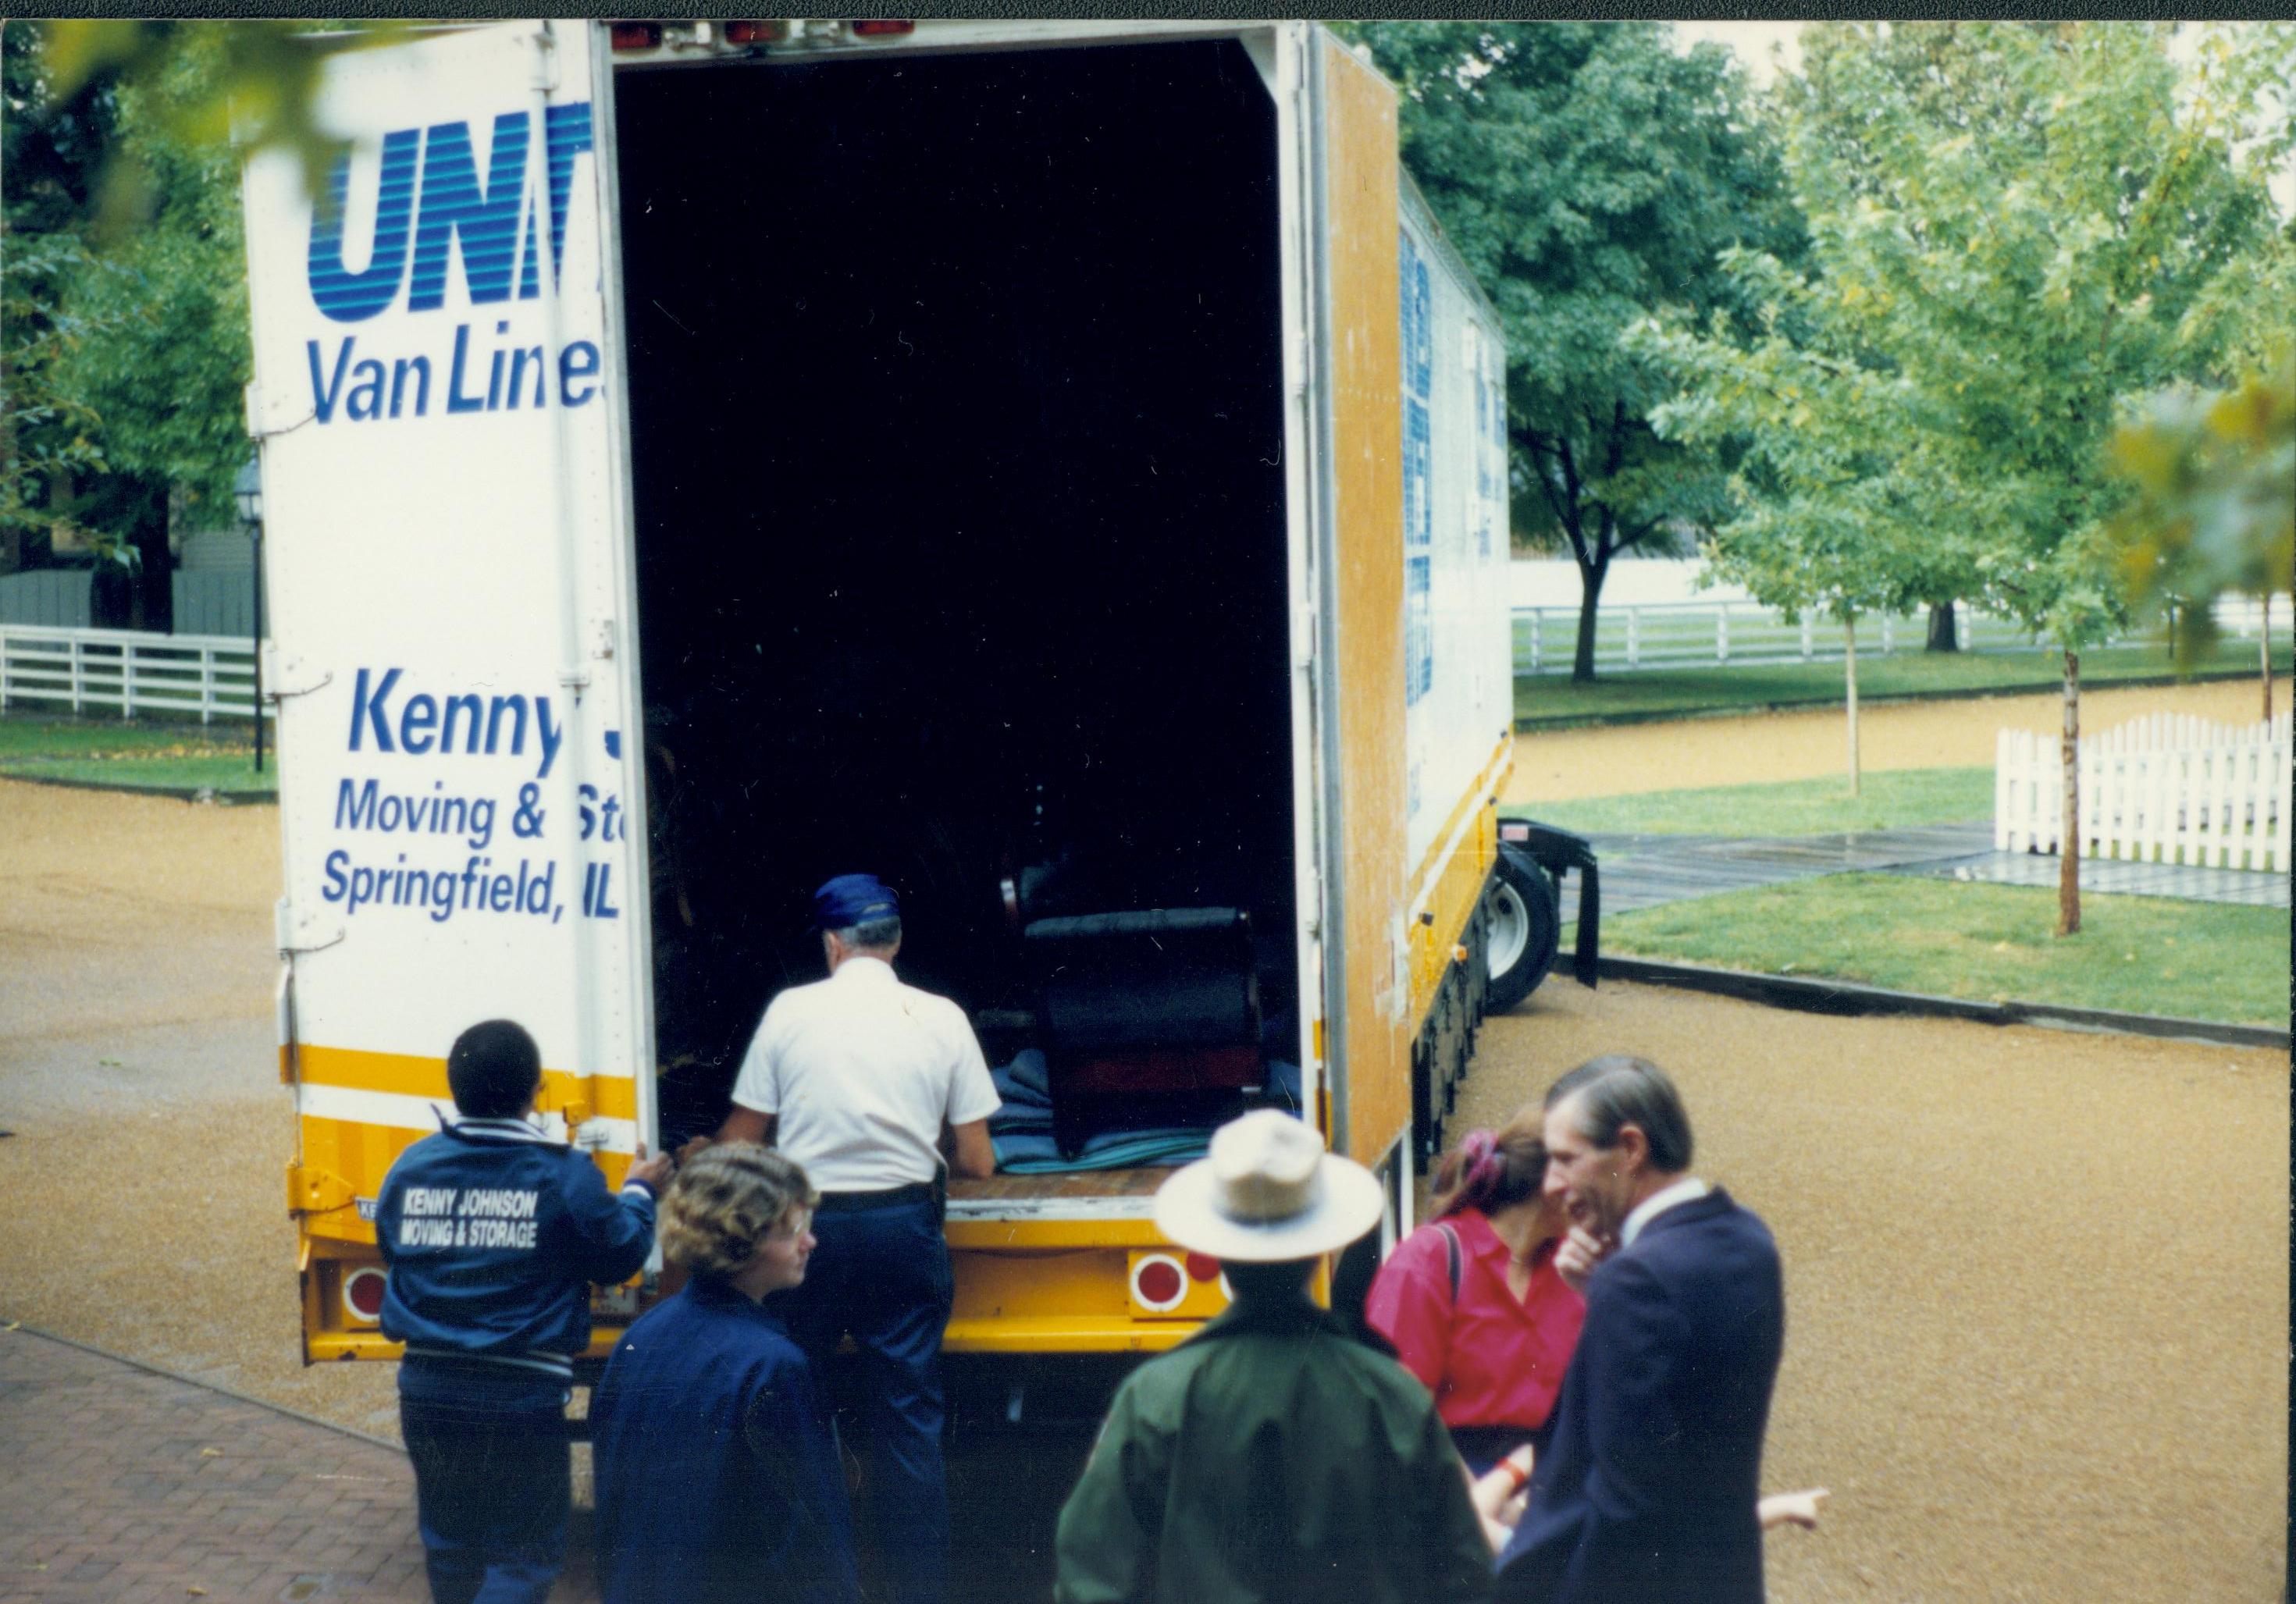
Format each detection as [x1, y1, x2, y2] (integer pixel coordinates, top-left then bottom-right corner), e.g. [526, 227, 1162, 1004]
[1514, 595, 2276, 676]
[1995, 711, 2292, 874]
[0, 624, 262, 722]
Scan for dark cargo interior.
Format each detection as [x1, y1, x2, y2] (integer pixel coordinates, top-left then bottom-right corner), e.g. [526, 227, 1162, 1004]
[612, 40, 1298, 1143]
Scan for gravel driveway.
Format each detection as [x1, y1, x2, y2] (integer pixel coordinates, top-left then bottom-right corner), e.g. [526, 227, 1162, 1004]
[2, 774, 2285, 1602]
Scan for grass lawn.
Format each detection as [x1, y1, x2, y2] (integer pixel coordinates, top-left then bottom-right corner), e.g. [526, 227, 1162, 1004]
[1524, 766, 1994, 838]
[1606, 873, 2289, 1027]
[0, 716, 275, 796]
[1516, 638, 2292, 726]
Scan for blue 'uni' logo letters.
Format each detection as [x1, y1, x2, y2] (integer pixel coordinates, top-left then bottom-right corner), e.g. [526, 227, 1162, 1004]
[308, 104, 594, 324]
[308, 129, 420, 323]
[407, 112, 530, 312]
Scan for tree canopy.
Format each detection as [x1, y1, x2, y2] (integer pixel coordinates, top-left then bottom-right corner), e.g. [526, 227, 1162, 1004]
[1343, 21, 1805, 680]
[46, 26, 251, 522]
[3, 21, 400, 571]
[2108, 350, 2294, 663]
[1640, 23, 2277, 653]
[1632, 21, 2287, 930]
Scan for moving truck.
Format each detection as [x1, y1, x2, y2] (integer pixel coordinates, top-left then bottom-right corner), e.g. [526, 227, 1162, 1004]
[245, 18, 1588, 1372]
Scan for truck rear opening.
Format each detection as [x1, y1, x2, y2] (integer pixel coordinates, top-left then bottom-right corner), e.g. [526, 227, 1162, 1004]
[612, 39, 1302, 1149]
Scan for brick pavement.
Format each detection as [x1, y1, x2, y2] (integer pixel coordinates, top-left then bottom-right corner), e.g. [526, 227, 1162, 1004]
[0, 1328, 600, 1604]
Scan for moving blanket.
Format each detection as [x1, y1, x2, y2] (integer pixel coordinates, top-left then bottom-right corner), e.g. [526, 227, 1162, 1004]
[986, 1051, 1301, 1174]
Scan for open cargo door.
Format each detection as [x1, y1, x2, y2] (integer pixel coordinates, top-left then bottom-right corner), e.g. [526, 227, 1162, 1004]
[1305, 33, 1412, 1170]
[240, 20, 656, 1359]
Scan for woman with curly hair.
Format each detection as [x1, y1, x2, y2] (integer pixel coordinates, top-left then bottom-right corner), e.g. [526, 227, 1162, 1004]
[1365, 1108, 1586, 1476]
[589, 1144, 858, 1604]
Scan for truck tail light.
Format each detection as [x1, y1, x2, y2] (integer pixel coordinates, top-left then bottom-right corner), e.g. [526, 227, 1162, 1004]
[342, 1266, 388, 1324]
[1130, 1254, 1187, 1313]
[851, 20, 915, 36]
[722, 20, 785, 44]
[610, 21, 664, 51]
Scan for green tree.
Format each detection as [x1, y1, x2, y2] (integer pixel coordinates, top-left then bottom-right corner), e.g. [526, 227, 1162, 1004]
[1635, 22, 2281, 934]
[5, 21, 408, 592]
[1341, 21, 1804, 681]
[2, 20, 115, 573]
[2107, 23, 2296, 716]
[2108, 352, 2294, 713]
[1632, 256, 1973, 794]
[48, 26, 253, 526]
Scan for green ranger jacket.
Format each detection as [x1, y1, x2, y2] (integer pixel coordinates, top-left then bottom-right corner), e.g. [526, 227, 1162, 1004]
[1053, 1293, 1494, 1604]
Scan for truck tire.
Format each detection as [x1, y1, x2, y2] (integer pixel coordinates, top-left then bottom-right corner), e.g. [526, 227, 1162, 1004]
[1483, 844, 1559, 1014]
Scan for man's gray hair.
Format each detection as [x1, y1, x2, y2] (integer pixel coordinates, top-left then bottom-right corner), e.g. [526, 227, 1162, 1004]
[1543, 1054, 1694, 1174]
[834, 916, 902, 951]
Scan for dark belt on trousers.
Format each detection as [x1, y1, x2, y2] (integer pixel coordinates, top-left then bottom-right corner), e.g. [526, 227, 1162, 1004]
[813, 1181, 938, 1214]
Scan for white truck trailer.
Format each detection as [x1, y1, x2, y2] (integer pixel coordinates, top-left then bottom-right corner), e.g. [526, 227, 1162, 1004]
[243, 18, 1589, 1370]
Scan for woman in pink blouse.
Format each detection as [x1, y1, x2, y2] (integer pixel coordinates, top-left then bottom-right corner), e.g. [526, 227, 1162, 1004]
[1365, 1108, 1582, 1475]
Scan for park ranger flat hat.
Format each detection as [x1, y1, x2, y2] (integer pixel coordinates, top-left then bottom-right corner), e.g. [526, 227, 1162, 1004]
[1153, 1109, 1384, 1262]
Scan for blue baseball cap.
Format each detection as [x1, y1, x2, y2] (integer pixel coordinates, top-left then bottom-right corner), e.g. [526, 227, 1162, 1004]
[812, 873, 900, 931]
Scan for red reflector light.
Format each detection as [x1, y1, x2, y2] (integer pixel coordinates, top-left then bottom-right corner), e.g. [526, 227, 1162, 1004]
[722, 20, 784, 44]
[1500, 823, 1531, 841]
[851, 20, 916, 36]
[1136, 1258, 1184, 1307]
[1184, 1252, 1221, 1282]
[610, 21, 663, 51]
[343, 1267, 388, 1322]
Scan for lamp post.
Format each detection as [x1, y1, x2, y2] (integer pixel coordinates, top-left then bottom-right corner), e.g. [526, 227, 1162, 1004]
[234, 458, 265, 774]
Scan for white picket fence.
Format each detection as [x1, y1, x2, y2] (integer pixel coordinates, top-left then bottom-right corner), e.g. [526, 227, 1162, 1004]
[1995, 710, 2293, 873]
[1514, 592, 2277, 676]
[0, 623, 262, 722]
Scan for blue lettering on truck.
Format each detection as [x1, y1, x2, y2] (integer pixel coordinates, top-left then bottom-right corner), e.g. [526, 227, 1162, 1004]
[318, 668, 626, 929]
[304, 105, 601, 423]
[346, 667, 564, 778]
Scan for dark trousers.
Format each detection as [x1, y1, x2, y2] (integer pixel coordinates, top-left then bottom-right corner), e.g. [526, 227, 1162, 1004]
[777, 1192, 953, 1604]
[398, 1388, 569, 1604]
[1448, 1419, 1556, 1480]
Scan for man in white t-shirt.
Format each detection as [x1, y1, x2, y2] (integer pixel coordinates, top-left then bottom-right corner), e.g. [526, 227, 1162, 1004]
[714, 872, 999, 1604]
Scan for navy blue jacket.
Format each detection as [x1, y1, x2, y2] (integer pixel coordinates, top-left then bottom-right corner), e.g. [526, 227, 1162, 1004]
[374, 1118, 657, 1385]
[590, 1276, 859, 1604]
[1495, 1188, 1784, 1604]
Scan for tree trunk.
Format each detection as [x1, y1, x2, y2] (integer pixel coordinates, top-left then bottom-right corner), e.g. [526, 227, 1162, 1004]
[1572, 560, 1607, 683]
[1925, 600, 1959, 653]
[2262, 592, 2273, 723]
[2057, 649, 2081, 937]
[1844, 615, 1861, 798]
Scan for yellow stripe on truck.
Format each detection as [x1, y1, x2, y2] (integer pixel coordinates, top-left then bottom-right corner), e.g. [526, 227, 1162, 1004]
[293, 1110, 635, 1245]
[295, 1043, 638, 1122]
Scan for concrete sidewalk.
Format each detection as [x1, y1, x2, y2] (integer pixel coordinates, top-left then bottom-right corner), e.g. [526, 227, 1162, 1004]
[1563, 822, 2288, 918]
[0, 1327, 607, 1604]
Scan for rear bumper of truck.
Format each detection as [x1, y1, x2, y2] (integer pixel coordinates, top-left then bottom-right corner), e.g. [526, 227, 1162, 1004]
[300, 1173, 1230, 1363]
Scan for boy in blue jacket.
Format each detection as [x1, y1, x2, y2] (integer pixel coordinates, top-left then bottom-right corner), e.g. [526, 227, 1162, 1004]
[375, 1019, 671, 1604]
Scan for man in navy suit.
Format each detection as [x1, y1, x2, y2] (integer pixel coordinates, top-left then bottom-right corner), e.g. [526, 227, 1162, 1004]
[1493, 1055, 1785, 1604]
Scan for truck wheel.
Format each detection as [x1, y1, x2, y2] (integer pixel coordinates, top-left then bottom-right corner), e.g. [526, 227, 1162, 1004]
[1483, 844, 1559, 1014]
